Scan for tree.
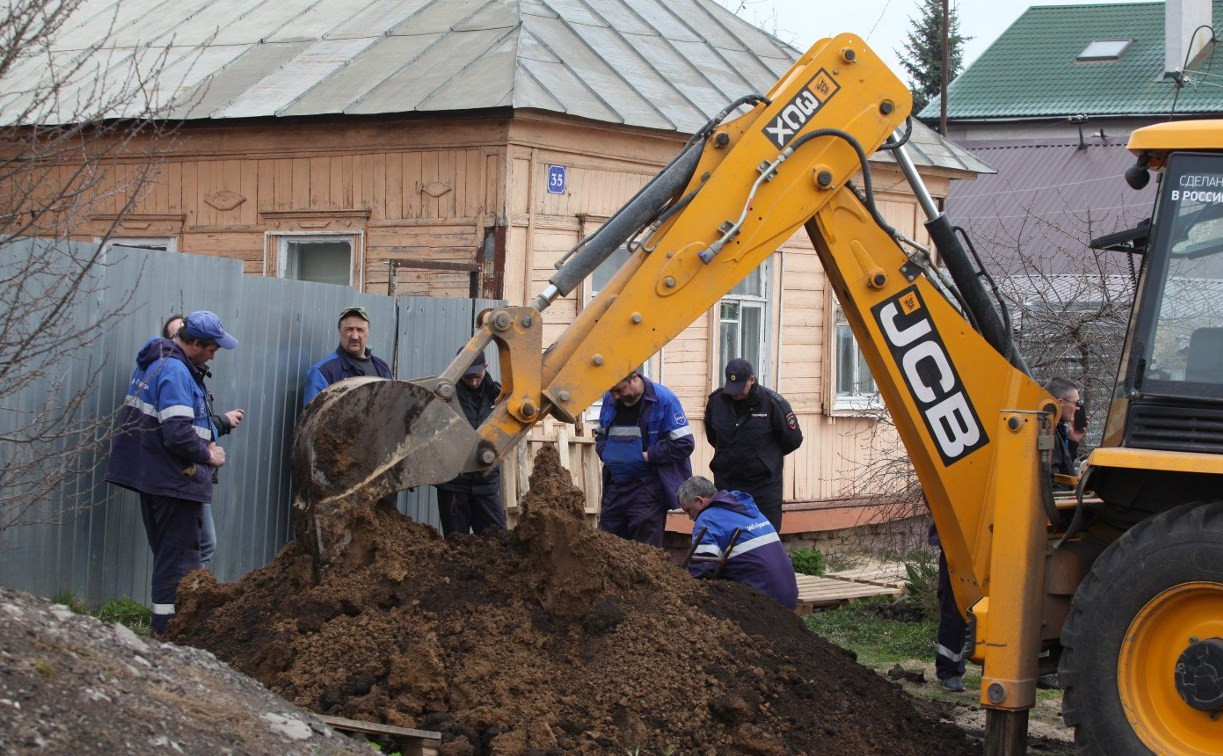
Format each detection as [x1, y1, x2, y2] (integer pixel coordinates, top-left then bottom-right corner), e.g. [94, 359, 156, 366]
[898, 0, 969, 114]
[0, 0, 182, 531]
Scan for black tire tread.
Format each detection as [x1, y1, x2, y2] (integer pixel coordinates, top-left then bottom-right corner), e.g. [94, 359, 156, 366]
[1059, 501, 1223, 755]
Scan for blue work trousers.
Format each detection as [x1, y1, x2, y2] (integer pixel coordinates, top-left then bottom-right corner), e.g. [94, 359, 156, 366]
[599, 477, 665, 547]
[139, 493, 203, 636]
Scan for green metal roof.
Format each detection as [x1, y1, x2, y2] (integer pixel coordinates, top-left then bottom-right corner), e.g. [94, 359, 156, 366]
[919, 1, 1223, 120]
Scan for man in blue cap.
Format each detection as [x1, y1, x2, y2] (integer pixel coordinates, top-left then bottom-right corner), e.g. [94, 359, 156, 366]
[106, 310, 237, 636]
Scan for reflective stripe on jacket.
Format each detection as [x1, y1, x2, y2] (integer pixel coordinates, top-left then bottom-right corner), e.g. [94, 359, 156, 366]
[106, 337, 218, 503]
[595, 377, 694, 509]
[689, 490, 797, 609]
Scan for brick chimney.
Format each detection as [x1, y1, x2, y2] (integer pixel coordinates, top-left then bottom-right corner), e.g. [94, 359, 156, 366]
[1166, 0, 1213, 75]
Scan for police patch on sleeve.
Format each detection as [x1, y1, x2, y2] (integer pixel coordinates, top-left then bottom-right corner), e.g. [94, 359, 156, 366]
[786, 412, 798, 430]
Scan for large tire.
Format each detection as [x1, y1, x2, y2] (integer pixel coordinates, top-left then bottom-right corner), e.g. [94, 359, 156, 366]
[1060, 501, 1223, 755]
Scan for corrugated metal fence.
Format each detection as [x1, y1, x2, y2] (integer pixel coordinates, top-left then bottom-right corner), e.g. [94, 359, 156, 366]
[0, 240, 501, 606]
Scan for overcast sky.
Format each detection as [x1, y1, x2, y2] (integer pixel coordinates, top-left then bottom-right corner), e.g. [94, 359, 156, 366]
[717, 0, 1152, 78]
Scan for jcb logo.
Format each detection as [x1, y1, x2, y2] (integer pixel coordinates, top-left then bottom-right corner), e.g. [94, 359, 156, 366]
[761, 70, 840, 149]
[872, 287, 987, 465]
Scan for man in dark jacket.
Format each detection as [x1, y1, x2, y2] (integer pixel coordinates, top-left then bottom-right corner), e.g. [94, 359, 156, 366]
[1045, 376, 1086, 483]
[106, 310, 237, 635]
[434, 352, 505, 536]
[303, 305, 393, 407]
[595, 372, 694, 547]
[677, 476, 798, 609]
[704, 358, 803, 533]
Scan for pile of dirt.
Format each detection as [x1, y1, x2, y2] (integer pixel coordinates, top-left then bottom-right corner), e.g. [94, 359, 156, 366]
[171, 445, 974, 754]
[0, 587, 368, 755]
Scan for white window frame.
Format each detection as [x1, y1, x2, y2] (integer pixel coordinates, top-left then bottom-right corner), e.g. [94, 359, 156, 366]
[712, 257, 772, 389]
[266, 231, 364, 289]
[96, 236, 178, 253]
[829, 297, 883, 414]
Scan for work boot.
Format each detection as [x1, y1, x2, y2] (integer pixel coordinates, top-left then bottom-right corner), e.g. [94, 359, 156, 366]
[940, 676, 965, 692]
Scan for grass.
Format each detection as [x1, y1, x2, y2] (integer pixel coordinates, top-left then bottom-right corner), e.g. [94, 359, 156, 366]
[805, 596, 1065, 710]
[805, 596, 938, 667]
[51, 591, 152, 637]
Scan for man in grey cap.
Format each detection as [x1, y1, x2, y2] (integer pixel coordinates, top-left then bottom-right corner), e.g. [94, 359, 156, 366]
[433, 351, 505, 536]
[703, 358, 803, 533]
[303, 305, 393, 407]
[106, 310, 238, 635]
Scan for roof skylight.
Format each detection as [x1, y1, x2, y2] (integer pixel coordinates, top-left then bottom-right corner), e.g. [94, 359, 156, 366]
[1077, 39, 1132, 61]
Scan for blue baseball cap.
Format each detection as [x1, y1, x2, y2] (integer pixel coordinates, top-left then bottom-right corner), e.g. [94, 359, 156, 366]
[183, 311, 238, 350]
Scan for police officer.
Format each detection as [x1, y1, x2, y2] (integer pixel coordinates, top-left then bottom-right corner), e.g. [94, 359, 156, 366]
[703, 358, 803, 533]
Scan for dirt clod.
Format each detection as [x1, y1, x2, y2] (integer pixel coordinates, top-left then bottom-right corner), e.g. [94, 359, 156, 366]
[171, 445, 975, 753]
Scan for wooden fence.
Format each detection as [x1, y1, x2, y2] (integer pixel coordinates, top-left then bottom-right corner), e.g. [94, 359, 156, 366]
[502, 419, 602, 526]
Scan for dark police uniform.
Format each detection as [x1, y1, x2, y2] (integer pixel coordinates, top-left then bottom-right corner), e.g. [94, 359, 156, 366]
[703, 382, 803, 532]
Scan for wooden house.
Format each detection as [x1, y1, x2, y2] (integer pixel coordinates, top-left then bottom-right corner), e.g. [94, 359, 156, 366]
[3, 0, 989, 538]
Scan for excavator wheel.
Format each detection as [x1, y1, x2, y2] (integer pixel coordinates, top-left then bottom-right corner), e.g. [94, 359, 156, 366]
[1060, 501, 1223, 755]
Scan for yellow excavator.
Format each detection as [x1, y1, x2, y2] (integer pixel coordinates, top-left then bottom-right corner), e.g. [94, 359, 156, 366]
[292, 34, 1223, 755]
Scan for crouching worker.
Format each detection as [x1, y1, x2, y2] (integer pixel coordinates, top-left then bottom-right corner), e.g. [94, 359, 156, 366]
[676, 476, 798, 610]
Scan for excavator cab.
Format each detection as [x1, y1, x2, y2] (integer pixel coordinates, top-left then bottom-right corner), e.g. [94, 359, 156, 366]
[1054, 123, 1223, 755]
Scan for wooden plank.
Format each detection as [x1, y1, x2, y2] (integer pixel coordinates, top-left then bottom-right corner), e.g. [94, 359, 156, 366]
[318, 714, 441, 756]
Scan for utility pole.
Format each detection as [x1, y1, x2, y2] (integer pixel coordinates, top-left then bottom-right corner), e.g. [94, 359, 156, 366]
[940, 0, 950, 135]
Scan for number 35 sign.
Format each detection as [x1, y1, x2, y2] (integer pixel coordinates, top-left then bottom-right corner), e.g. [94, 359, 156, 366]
[547, 164, 566, 195]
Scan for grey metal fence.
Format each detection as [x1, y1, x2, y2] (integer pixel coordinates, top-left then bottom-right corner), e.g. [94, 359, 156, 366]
[0, 240, 501, 606]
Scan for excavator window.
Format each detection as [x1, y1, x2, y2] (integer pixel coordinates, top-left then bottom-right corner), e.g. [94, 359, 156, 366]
[1133, 152, 1223, 396]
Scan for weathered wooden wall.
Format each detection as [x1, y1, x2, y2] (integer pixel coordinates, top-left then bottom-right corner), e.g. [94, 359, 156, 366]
[19, 109, 961, 518]
[66, 117, 509, 297]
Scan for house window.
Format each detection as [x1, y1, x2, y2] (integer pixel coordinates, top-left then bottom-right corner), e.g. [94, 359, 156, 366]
[583, 244, 654, 421]
[99, 237, 177, 253]
[832, 301, 879, 411]
[279, 235, 354, 286]
[717, 259, 770, 384]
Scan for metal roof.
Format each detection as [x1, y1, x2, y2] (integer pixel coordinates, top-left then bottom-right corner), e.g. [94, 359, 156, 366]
[920, 1, 1223, 121]
[0, 0, 986, 173]
[944, 138, 1156, 275]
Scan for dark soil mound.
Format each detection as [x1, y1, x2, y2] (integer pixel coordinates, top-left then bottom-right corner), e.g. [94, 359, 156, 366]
[171, 445, 973, 754]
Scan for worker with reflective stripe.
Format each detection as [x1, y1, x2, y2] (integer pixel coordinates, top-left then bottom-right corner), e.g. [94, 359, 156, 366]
[595, 371, 694, 546]
[106, 310, 237, 636]
[677, 476, 797, 609]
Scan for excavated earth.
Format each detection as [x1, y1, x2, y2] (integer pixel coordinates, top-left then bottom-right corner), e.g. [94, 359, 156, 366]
[170, 445, 975, 754]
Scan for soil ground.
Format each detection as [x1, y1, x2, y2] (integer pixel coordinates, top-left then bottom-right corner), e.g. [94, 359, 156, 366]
[0, 587, 367, 754]
[170, 445, 977, 754]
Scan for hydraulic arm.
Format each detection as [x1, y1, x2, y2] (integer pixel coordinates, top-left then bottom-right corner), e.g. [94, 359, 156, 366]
[293, 33, 1059, 752]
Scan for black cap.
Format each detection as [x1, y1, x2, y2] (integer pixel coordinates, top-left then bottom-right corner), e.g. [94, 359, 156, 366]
[723, 358, 754, 393]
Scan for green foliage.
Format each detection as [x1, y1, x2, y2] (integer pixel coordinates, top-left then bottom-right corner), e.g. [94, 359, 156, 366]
[898, 0, 970, 112]
[51, 591, 88, 614]
[902, 553, 940, 622]
[50, 592, 152, 637]
[789, 548, 826, 577]
[805, 597, 937, 668]
[96, 597, 152, 636]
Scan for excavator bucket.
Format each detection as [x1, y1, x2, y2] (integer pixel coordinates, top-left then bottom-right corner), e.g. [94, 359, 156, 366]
[290, 377, 478, 568]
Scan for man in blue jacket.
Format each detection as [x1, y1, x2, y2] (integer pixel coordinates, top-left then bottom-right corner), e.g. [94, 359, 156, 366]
[106, 310, 237, 635]
[677, 475, 798, 610]
[303, 306, 393, 407]
[595, 371, 694, 547]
